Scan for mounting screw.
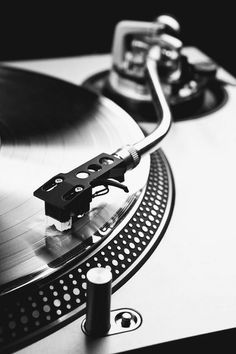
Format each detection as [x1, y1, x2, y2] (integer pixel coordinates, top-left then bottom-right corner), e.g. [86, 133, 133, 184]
[55, 178, 63, 184]
[75, 186, 83, 192]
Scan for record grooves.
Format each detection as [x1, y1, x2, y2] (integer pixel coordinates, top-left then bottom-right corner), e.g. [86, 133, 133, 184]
[0, 150, 174, 353]
[0, 65, 174, 352]
[1, 11, 236, 354]
[0, 64, 149, 291]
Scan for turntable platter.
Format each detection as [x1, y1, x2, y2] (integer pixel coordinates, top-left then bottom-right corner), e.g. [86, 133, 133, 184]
[0, 66, 149, 292]
[0, 65, 174, 353]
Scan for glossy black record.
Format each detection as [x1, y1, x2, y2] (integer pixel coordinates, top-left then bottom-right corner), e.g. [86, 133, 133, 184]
[0, 65, 103, 140]
[0, 65, 149, 293]
[0, 65, 175, 353]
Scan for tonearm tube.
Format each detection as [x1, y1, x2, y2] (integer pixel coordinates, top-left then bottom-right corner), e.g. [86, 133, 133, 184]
[33, 17, 180, 228]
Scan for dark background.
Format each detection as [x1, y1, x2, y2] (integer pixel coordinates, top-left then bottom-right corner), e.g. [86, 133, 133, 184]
[1, 2, 235, 75]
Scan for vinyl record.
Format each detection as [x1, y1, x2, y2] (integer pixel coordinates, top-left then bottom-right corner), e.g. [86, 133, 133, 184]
[0, 65, 174, 353]
[0, 65, 149, 293]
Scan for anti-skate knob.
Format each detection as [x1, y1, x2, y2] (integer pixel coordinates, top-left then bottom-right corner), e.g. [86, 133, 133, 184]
[156, 14, 181, 35]
[85, 267, 112, 336]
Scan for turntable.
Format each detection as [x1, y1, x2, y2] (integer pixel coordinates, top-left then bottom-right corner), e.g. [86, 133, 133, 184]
[0, 14, 236, 354]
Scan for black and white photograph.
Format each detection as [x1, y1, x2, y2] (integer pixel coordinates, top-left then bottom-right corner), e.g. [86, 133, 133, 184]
[0, 2, 236, 353]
